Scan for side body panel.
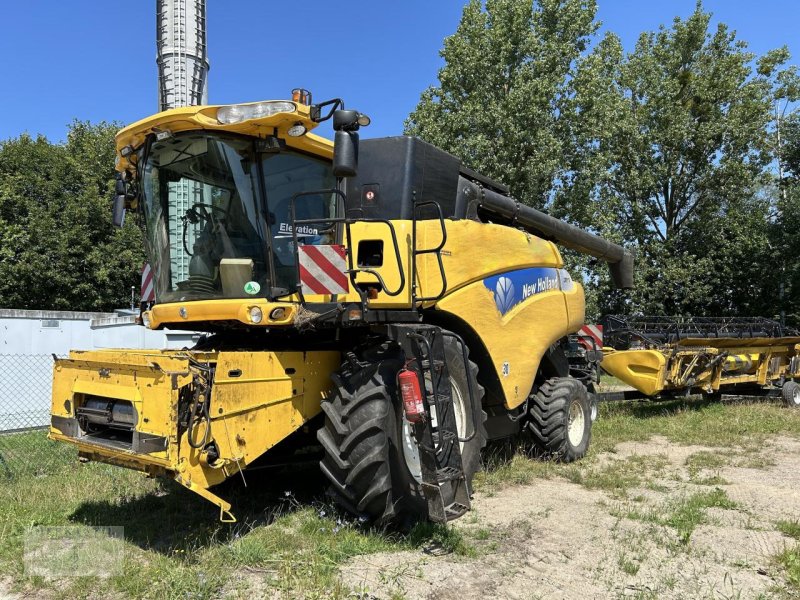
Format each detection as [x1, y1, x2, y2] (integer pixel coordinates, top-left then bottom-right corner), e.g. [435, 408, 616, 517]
[430, 221, 585, 409]
[437, 277, 584, 409]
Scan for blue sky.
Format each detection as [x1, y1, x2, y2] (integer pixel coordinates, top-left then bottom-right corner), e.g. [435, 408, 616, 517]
[0, 1, 797, 143]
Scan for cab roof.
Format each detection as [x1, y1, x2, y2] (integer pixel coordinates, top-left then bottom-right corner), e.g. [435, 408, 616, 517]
[115, 100, 333, 172]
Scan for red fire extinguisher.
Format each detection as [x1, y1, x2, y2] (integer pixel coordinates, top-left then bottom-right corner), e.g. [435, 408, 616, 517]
[398, 368, 425, 423]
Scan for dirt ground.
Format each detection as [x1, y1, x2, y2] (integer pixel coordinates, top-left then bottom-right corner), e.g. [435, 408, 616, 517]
[339, 436, 800, 600]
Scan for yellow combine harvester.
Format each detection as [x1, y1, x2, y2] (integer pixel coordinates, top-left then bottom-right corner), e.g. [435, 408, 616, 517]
[49, 91, 633, 524]
[600, 316, 800, 405]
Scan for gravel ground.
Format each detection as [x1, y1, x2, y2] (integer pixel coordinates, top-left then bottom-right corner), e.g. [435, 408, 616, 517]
[340, 436, 800, 599]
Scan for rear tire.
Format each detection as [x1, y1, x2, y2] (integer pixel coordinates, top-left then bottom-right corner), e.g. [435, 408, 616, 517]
[528, 377, 591, 462]
[317, 337, 487, 525]
[782, 381, 800, 408]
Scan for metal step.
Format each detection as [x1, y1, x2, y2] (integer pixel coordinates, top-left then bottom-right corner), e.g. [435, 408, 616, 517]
[436, 466, 464, 482]
[444, 502, 469, 521]
[419, 359, 445, 370]
[386, 323, 471, 523]
[431, 430, 458, 448]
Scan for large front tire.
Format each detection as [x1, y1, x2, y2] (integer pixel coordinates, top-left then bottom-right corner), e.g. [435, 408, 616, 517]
[528, 377, 592, 462]
[317, 339, 486, 525]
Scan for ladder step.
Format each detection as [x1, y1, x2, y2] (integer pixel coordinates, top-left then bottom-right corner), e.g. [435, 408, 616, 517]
[419, 359, 445, 370]
[434, 430, 458, 443]
[436, 466, 464, 482]
[444, 502, 469, 520]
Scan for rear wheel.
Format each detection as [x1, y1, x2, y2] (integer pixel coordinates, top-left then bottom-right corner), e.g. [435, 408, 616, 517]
[782, 381, 800, 408]
[528, 377, 591, 462]
[317, 337, 486, 525]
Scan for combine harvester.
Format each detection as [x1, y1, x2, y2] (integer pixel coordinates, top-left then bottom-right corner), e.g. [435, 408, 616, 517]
[47, 92, 635, 524]
[47, 0, 637, 526]
[599, 316, 800, 406]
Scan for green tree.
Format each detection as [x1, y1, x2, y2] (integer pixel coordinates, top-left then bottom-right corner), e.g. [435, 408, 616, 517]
[405, 0, 600, 209]
[408, 2, 794, 321]
[775, 111, 800, 326]
[0, 121, 144, 311]
[604, 7, 790, 316]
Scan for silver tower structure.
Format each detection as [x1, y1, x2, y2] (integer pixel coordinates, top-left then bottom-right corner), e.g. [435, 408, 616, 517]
[156, 0, 209, 110]
[156, 0, 209, 283]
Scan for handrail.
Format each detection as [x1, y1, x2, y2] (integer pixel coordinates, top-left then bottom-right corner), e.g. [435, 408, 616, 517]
[412, 198, 449, 305]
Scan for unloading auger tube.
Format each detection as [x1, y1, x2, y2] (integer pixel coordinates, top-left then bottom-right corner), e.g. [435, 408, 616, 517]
[459, 178, 634, 289]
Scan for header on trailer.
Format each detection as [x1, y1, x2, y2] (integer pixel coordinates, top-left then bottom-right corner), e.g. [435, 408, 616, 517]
[602, 315, 797, 350]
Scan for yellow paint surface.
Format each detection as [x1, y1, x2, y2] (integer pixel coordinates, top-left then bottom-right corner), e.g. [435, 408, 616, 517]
[49, 348, 339, 508]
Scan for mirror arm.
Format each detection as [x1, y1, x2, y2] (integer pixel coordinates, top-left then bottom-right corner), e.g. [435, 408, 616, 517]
[310, 98, 344, 123]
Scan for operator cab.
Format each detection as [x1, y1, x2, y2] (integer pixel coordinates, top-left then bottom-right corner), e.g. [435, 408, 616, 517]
[140, 131, 336, 303]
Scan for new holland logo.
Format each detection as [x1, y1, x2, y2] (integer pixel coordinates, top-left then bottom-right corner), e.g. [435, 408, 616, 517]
[495, 277, 515, 314]
[484, 267, 571, 316]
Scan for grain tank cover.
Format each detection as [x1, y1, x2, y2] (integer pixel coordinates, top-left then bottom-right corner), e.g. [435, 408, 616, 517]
[345, 137, 463, 220]
[345, 135, 634, 289]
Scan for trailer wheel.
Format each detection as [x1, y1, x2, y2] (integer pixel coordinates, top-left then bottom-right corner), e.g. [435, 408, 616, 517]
[317, 338, 486, 525]
[528, 377, 592, 462]
[782, 381, 800, 407]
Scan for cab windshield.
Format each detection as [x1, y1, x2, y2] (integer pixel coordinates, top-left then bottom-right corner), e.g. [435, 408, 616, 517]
[141, 132, 336, 302]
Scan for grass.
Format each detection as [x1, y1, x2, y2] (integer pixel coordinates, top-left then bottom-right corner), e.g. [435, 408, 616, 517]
[567, 454, 669, 498]
[0, 433, 473, 599]
[616, 488, 738, 546]
[617, 551, 641, 576]
[660, 488, 738, 544]
[475, 442, 566, 493]
[775, 519, 800, 592]
[777, 520, 800, 541]
[775, 545, 800, 591]
[685, 451, 730, 485]
[0, 430, 76, 478]
[4, 394, 800, 597]
[477, 395, 800, 495]
[592, 395, 800, 454]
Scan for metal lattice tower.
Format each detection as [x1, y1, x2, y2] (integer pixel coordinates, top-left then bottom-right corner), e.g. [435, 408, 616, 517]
[156, 0, 209, 110]
[156, 0, 209, 283]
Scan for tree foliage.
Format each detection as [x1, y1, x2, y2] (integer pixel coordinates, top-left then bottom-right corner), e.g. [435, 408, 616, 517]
[409, 0, 798, 322]
[0, 121, 143, 311]
[776, 111, 800, 324]
[406, 0, 599, 209]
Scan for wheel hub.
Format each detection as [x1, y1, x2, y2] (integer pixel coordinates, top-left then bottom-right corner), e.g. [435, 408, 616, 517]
[568, 400, 585, 447]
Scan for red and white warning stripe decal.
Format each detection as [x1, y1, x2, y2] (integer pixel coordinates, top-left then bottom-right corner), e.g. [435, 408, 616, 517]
[298, 245, 349, 296]
[141, 263, 155, 302]
[577, 324, 603, 349]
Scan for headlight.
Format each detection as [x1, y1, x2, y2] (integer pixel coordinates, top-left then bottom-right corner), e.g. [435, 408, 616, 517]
[249, 307, 263, 324]
[217, 101, 296, 125]
[142, 311, 152, 328]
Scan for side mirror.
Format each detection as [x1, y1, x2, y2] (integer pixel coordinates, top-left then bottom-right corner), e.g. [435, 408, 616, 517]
[112, 173, 137, 227]
[333, 110, 360, 132]
[112, 195, 126, 227]
[332, 109, 370, 178]
[333, 130, 359, 178]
